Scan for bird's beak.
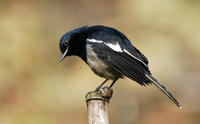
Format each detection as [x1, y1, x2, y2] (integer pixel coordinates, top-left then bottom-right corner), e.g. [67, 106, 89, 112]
[59, 46, 69, 62]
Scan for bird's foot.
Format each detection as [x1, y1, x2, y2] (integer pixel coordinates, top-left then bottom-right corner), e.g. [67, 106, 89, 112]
[85, 86, 113, 102]
[98, 86, 113, 100]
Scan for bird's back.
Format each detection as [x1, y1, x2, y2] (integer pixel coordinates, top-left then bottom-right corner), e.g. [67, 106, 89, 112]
[87, 25, 149, 66]
[85, 25, 151, 85]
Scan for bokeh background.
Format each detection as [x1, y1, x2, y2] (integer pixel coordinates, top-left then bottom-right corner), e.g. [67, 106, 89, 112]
[0, 0, 200, 124]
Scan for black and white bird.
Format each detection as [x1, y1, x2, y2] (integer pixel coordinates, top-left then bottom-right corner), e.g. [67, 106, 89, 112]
[59, 25, 182, 108]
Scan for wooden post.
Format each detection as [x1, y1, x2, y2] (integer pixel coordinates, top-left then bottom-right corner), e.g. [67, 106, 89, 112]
[85, 87, 113, 124]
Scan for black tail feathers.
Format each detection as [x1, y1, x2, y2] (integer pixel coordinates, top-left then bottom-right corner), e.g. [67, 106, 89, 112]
[145, 72, 182, 109]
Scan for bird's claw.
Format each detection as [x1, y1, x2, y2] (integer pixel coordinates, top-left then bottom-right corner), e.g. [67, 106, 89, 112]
[98, 86, 113, 100]
[85, 87, 113, 102]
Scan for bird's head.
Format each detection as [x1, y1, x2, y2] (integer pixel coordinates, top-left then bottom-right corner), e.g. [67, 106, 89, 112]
[59, 26, 88, 62]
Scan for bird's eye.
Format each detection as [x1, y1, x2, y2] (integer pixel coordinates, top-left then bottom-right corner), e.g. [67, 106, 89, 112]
[64, 41, 68, 46]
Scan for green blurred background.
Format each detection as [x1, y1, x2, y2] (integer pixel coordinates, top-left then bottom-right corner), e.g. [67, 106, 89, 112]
[0, 0, 200, 124]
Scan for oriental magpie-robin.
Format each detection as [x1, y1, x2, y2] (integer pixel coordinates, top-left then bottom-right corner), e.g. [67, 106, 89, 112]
[59, 25, 182, 108]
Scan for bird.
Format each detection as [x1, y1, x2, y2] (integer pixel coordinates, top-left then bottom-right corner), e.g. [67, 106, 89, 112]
[59, 25, 182, 109]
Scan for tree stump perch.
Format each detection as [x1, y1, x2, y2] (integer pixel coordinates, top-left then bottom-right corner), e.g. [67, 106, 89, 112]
[86, 87, 113, 124]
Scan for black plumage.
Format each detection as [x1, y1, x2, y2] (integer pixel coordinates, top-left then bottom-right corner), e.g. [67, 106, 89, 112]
[59, 25, 182, 108]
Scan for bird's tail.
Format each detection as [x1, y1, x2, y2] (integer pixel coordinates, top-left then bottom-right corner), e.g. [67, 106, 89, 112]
[145, 72, 182, 109]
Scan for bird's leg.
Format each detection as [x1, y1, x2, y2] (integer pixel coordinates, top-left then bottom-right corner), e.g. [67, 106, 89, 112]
[86, 79, 111, 101]
[95, 79, 109, 91]
[109, 78, 119, 88]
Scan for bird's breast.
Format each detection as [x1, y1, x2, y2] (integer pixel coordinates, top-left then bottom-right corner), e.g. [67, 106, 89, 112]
[86, 44, 121, 80]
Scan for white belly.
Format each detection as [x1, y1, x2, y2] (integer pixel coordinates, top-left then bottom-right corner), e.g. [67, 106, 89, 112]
[86, 44, 117, 80]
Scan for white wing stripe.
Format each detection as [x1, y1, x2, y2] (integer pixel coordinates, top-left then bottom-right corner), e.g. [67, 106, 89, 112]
[87, 39, 103, 43]
[87, 38, 123, 52]
[104, 42, 123, 52]
[87, 38, 147, 66]
[123, 49, 148, 67]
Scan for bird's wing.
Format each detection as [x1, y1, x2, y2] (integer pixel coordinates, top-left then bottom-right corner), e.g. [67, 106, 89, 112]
[116, 31, 149, 65]
[87, 25, 149, 66]
[91, 41, 151, 86]
[88, 38, 182, 108]
[121, 44, 149, 67]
